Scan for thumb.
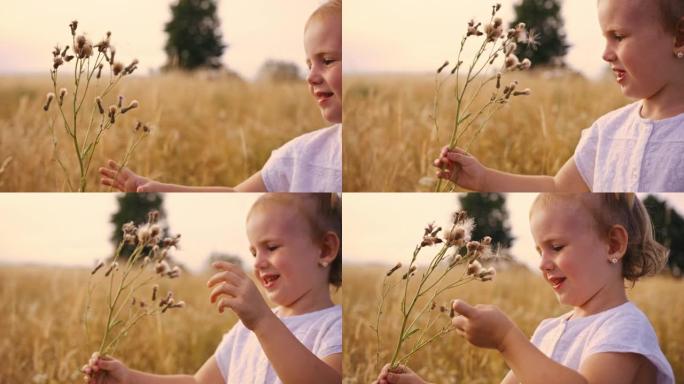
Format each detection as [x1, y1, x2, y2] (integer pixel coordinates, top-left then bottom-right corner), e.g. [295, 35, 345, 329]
[386, 372, 410, 384]
[452, 299, 476, 318]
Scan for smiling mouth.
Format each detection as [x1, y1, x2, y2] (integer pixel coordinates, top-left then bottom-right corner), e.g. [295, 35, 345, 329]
[613, 69, 626, 83]
[314, 91, 334, 103]
[261, 274, 280, 288]
[549, 277, 566, 290]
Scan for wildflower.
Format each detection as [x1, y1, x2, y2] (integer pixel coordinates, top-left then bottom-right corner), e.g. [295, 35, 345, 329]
[519, 58, 532, 70]
[170, 300, 185, 309]
[117, 95, 124, 108]
[430, 301, 436, 311]
[124, 59, 139, 75]
[69, 20, 78, 36]
[162, 234, 181, 248]
[466, 19, 483, 37]
[466, 260, 483, 276]
[142, 124, 151, 134]
[493, 17, 502, 28]
[76, 35, 86, 49]
[477, 266, 496, 281]
[91, 260, 105, 275]
[104, 262, 119, 277]
[513, 88, 531, 96]
[109, 46, 116, 64]
[96, 63, 104, 79]
[444, 227, 466, 247]
[121, 100, 139, 114]
[159, 291, 174, 307]
[386, 262, 402, 276]
[58, 88, 67, 106]
[42, 92, 55, 111]
[437, 60, 449, 74]
[481, 236, 492, 246]
[155, 260, 170, 275]
[108, 105, 117, 124]
[60, 46, 69, 57]
[53, 56, 64, 69]
[64, 55, 74, 62]
[446, 252, 462, 268]
[421, 235, 443, 247]
[505, 54, 520, 70]
[137, 223, 151, 245]
[496, 72, 502, 89]
[505, 42, 517, 56]
[402, 266, 417, 279]
[450, 61, 463, 74]
[113, 62, 124, 76]
[152, 285, 158, 301]
[141, 256, 150, 269]
[439, 305, 447, 313]
[485, 22, 503, 42]
[122, 221, 136, 235]
[167, 266, 181, 279]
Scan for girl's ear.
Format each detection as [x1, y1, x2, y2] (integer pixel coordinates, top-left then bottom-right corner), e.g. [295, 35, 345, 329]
[607, 224, 629, 260]
[674, 16, 684, 50]
[318, 231, 340, 267]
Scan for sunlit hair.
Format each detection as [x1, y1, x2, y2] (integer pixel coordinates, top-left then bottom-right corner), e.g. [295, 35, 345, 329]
[305, 0, 341, 32]
[531, 193, 669, 282]
[248, 193, 342, 287]
[656, 0, 684, 34]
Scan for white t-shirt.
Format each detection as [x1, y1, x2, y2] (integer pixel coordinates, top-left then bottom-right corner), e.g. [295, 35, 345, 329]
[261, 124, 342, 192]
[574, 101, 684, 192]
[214, 305, 342, 384]
[530, 302, 674, 384]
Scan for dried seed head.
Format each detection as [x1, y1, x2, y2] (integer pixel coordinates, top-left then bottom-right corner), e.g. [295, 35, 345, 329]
[76, 35, 86, 49]
[505, 54, 520, 70]
[113, 62, 124, 76]
[121, 100, 139, 114]
[104, 262, 119, 277]
[108, 105, 117, 124]
[53, 56, 64, 69]
[43, 92, 55, 111]
[124, 59, 139, 75]
[386, 262, 402, 276]
[117, 95, 124, 108]
[155, 260, 170, 275]
[493, 17, 502, 28]
[148, 210, 160, 224]
[437, 60, 449, 74]
[152, 285, 159, 301]
[122, 221, 136, 234]
[109, 46, 116, 64]
[519, 58, 532, 70]
[58, 88, 67, 106]
[481, 236, 492, 246]
[162, 234, 181, 248]
[96, 63, 104, 79]
[466, 20, 483, 37]
[69, 20, 78, 36]
[496, 72, 502, 89]
[444, 227, 466, 247]
[505, 42, 517, 56]
[467, 260, 483, 276]
[485, 22, 503, 42]
[94, 97, 104, 114]
[167, 265, 181, 279]
[61, 45, 69, 57]
[401, 265, 417, 279]
[91, 260, 105, 275]
[513, 88, 532, 96]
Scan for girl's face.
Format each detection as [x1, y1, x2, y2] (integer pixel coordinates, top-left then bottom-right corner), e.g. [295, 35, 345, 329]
[530, 199, 617, 311]
[304, 14, 342, 124]
[598, 0, 683, 102]
[246, 201, 327, 312]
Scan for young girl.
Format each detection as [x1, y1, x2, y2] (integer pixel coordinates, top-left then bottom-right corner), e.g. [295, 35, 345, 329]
[85, 193, 343, 384]
[99, 0, 342, 193]
[435, 0, 684, 192]
[376, 193, 674, 384]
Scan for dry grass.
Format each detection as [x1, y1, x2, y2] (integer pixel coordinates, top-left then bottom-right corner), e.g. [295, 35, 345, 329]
[343, 264, 684, 383]
[0, 73, 325, 191]
[343, 71, 630, 191]
[0, 265, 342, 384]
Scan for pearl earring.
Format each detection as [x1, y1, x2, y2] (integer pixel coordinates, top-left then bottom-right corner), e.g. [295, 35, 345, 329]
[609, 257, 618, 264]
[677, 52, 684, 59]
[319, 261, 329, 268]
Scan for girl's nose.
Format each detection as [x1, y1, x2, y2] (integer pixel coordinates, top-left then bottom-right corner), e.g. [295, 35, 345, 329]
[307, 66, 323, 85]
[253, 252, 269, 269]
[602, 43, 616, 63]
[538, 252, 554, 272]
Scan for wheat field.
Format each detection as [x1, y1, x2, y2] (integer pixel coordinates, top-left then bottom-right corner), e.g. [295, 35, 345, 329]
[342, 265, 684, 383]
[0, 73, 326, 191]
[343, 71, 630, 192]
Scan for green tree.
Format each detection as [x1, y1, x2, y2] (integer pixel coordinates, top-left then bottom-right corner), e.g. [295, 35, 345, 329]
[164, 0, 227, 70]
[110, 193, 168, 260]
[510, 0, 570, 67]
[458, 193, 514, 249]
[643, 195, 684, 277]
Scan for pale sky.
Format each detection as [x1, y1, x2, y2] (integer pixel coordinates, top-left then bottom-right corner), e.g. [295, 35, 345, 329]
[0, 0, 323, 80]
[344, 0, 607, 79]
[343, 194, 684, 271]
[0, 193, 261, 272]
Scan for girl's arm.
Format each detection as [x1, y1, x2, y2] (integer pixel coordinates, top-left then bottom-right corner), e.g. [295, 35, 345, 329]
[89, 355, 224, 384]
[252, 314, 342, 384]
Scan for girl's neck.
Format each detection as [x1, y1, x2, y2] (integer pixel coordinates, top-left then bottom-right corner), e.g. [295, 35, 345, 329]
[572, 279, 628, 318]
[278, 285, 335, 317]
[641, 81, 684, 120]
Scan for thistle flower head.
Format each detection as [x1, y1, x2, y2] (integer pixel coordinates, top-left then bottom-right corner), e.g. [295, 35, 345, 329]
[466, 19, 483, 37]
[155, 260, 170, 275]
[147, 210, 160, 224]
[69, 20, 78, 36]
[91, 260, 105, 275]
[386, 262, 402, 276]
[121, 100, 139, 114]
[466, 260, 483, 276]
[505, 54, 520, 70]
[113, 62, 124, 76]
[52, 56, 64, 69]
[162, 234, 181, 248]
[43, 92, 55, 111]
[58, 88, 67, 106]
[519, 58, 532, 71]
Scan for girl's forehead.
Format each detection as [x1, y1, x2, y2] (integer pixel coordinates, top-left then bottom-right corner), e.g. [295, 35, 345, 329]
[530, 199, 594, 231]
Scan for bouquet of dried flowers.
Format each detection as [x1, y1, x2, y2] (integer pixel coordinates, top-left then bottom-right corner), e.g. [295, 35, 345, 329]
[374, 210, 496, 370]
[431, 3, 537, 191]
[81, 210, 184, 379]
[43, 20, 150, 191]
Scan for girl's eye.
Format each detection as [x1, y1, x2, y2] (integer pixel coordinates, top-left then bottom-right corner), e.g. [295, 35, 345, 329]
[551, 244, 564, 252]
[613, 33, 624, 41]
[323, 58, 336, 65]
[267, 245, 280, 252]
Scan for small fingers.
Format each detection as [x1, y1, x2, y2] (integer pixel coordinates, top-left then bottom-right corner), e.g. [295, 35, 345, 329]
[217, 297, 235, 314]
[209, 282, 238, 304]
[100, 177, 125, 192]
[207, 269, 242, 289]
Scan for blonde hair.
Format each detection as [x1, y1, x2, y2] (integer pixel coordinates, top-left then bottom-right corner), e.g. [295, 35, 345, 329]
[248, 193, 342, 287]
[531, 193, 669, 282]
[305, 0, 342, 31]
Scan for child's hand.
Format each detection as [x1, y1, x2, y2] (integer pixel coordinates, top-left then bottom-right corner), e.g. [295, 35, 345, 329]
[99, 160, 160, 192]
[374, 364, 428, 384]
[433, 146, 487, 191]
[451, 299, 515, 351]
[82, 353, 130, 384]
[207, 261, 274, 331]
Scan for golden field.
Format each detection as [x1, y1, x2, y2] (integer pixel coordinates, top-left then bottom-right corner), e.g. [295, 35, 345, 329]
[342, 264, 684, 383]
[0, 265, 342, 384]
[343, 72, 630, 191]
[0, 73, 326, 191]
